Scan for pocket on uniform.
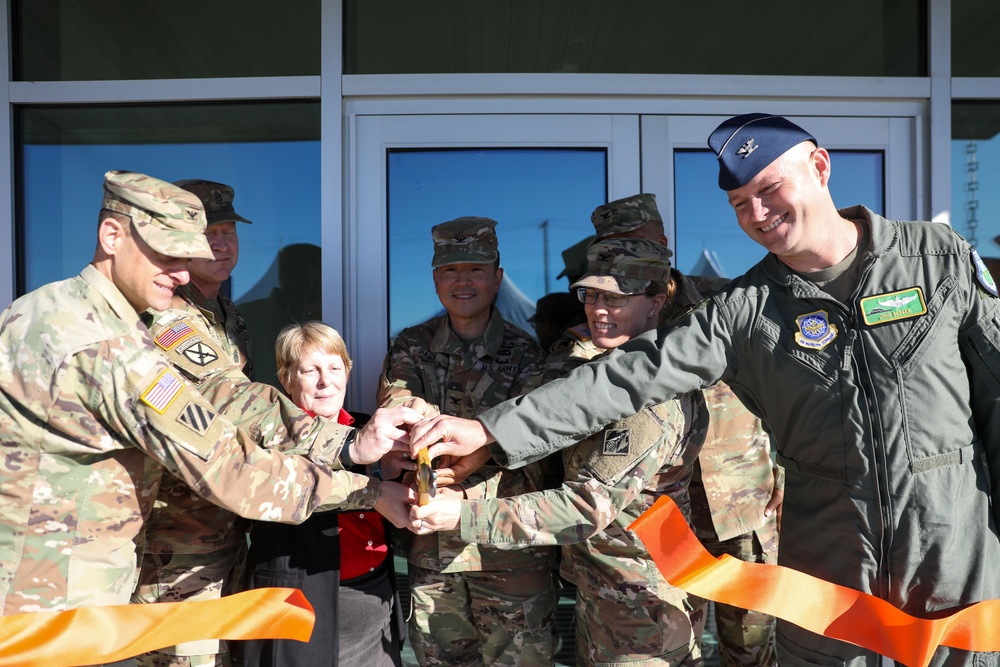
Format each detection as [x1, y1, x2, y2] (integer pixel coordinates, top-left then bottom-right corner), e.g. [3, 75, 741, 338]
[776, 629, 848, 667]
[521, 584, 558, 634]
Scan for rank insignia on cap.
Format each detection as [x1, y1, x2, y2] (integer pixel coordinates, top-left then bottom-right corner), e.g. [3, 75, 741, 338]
[177, 401, 217, 435]
[794, 310, 838, 351]
[141, 368, 185, 414]
[155, 321, 196, 350]
[971, 248, 999, 298]
[859, 287, 927, 326]
[736, 138, 758, 158]
[602, 429, 630, 456]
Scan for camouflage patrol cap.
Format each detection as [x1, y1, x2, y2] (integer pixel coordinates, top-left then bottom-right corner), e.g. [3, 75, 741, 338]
[174, 179, 253, 225]
[591, 194, 662, 238]
[571, 237, 672, 295]
[102, 170, 214, 259]
[431, 217, 499, 268]
[555, 235, 595, 281]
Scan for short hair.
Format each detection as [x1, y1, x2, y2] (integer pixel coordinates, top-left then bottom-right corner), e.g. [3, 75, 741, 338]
[98, 207, 131, 229]
[275, 321, 352, 388]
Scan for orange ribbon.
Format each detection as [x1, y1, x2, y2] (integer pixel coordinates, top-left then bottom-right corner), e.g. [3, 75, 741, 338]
[630, 496, 1000, 667]
[0, 587, 313, 667]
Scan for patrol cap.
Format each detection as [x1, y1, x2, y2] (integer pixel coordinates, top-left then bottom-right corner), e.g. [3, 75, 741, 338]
[102, 170, 214, 259]
[708, 113, 817, 191]
[174, 179, 253, 225]
[431, 217, 499, 268]
[591, 193, 662, 238]
[555, 235, 595, 281]
[571, 237, 672, 295]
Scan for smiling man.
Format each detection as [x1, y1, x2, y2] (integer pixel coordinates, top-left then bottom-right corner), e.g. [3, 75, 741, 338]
[377, 217, 558, 667]
[408, 115, 1000, 667]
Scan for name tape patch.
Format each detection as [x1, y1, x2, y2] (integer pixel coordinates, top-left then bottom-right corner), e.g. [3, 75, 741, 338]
[859, 287, 927, 326]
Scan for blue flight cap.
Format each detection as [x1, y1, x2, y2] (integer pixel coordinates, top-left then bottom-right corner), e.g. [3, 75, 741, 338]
[708, 113, 817, 191]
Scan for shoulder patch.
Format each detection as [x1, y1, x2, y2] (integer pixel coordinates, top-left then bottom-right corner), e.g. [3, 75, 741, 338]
[155, 321, 197, 350]
[178, 338, 220, 367]
[602, 429, 630, 456]
[177, 401, 217, 436]
[566, 323, 592, 342]
[972, 248, 999, 297]
[141, 368, 185, 413]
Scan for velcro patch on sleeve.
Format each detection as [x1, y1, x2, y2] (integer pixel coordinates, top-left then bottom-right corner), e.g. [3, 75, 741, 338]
[141, 368, 185, 414]
[154, 321, 197, 350]
[177, 401, 217, 436]
[586, 408, 663, 484]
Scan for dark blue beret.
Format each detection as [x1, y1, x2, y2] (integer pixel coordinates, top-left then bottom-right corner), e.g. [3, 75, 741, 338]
[708, 113, 816, 191]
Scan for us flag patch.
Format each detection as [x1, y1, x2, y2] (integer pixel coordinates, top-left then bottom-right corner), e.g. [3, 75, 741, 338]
[141, 369, 184, 413]
[177, 401, 217, 435]
[155, 321, 196, 350]
[602, 429, 630, 456]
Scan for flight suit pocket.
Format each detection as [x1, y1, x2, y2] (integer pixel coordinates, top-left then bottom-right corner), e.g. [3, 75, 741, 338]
[754, 315, 839, 386]
[776, 630, 847, 667]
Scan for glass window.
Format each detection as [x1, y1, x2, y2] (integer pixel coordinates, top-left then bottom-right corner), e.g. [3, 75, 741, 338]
[13, 0, 320, 81]
[953, 0, 1000, 77]
[18, 102, 321, 386]
[952, 102, 1000, 260]
[387, 148, 606, 338]
[346, 0, 924, 77]
[674, 150, 884, 278]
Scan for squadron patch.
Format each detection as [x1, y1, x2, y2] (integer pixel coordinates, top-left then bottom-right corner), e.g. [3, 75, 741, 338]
[793, 310, 838, 351]
[179, 339, 219, 366]
[154, 321, 196, 350]
[859, 287, 927, 326]
[177, 401, 217, 435]
[141, 368, 185, 414]
[602, 429, 630, 456]
[971, 248, 999, 297]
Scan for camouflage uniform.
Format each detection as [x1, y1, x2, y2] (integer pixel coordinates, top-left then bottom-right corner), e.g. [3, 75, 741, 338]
[461, 238, 709, 667]
[377, 217, 557, 667]
[0, 172, 373, 620]
[594, 195, 779, 667]
[669, 272, 779, 667]
[132, 179, 259, 667]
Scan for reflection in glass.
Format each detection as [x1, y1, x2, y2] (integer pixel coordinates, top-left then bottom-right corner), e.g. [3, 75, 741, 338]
[952, 102, 1000, 262]
[19, 103, 321, 386]
[387, 149, 606, 338]
[674, 150, 884, 279]
[347, 0, 923, 77]
[13, 0, 320, 81]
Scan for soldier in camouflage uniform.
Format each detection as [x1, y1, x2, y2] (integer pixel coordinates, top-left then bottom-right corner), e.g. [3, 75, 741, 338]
[0, 172, 423, 667]
[543, 194, 781, 666]
[377, 217, 558, 667]
[412, 238, 710, 667]
[132, 180, 257, 667]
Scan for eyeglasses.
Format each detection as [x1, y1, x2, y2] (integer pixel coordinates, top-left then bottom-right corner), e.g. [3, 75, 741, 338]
[576, 287, 635, 307]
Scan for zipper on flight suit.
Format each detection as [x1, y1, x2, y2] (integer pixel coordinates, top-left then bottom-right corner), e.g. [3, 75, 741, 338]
[848, 257, 893, 602]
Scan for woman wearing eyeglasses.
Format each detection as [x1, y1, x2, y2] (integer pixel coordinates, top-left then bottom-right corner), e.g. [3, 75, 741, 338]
[411, 237, 710, 667]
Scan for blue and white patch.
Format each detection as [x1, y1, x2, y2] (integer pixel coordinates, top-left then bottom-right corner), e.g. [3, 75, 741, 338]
[794, 310, 838, 351]
[971, 248, 999, 297]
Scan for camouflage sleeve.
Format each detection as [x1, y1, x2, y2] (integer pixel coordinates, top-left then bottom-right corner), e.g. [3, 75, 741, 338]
[458, 451, 651, 549]
[377, 334, 427, 409]
[84, 344, 379, 520]
[150, 311, 354, 468]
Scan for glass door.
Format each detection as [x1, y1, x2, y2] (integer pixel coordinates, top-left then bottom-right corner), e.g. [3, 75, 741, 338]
[349, 114, 640, 410]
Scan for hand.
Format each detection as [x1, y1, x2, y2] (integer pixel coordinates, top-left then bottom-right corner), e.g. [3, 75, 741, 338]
[352, 406, 425, 464]
[380, 450, 417, 481]
[764, 486, 784, 527]
[410, 497, 462, 534]
[408, 415, 493, 460]
[433, 447, 492, 486]
[373, 480, 417, 529]
[401, 396, 440, 420]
